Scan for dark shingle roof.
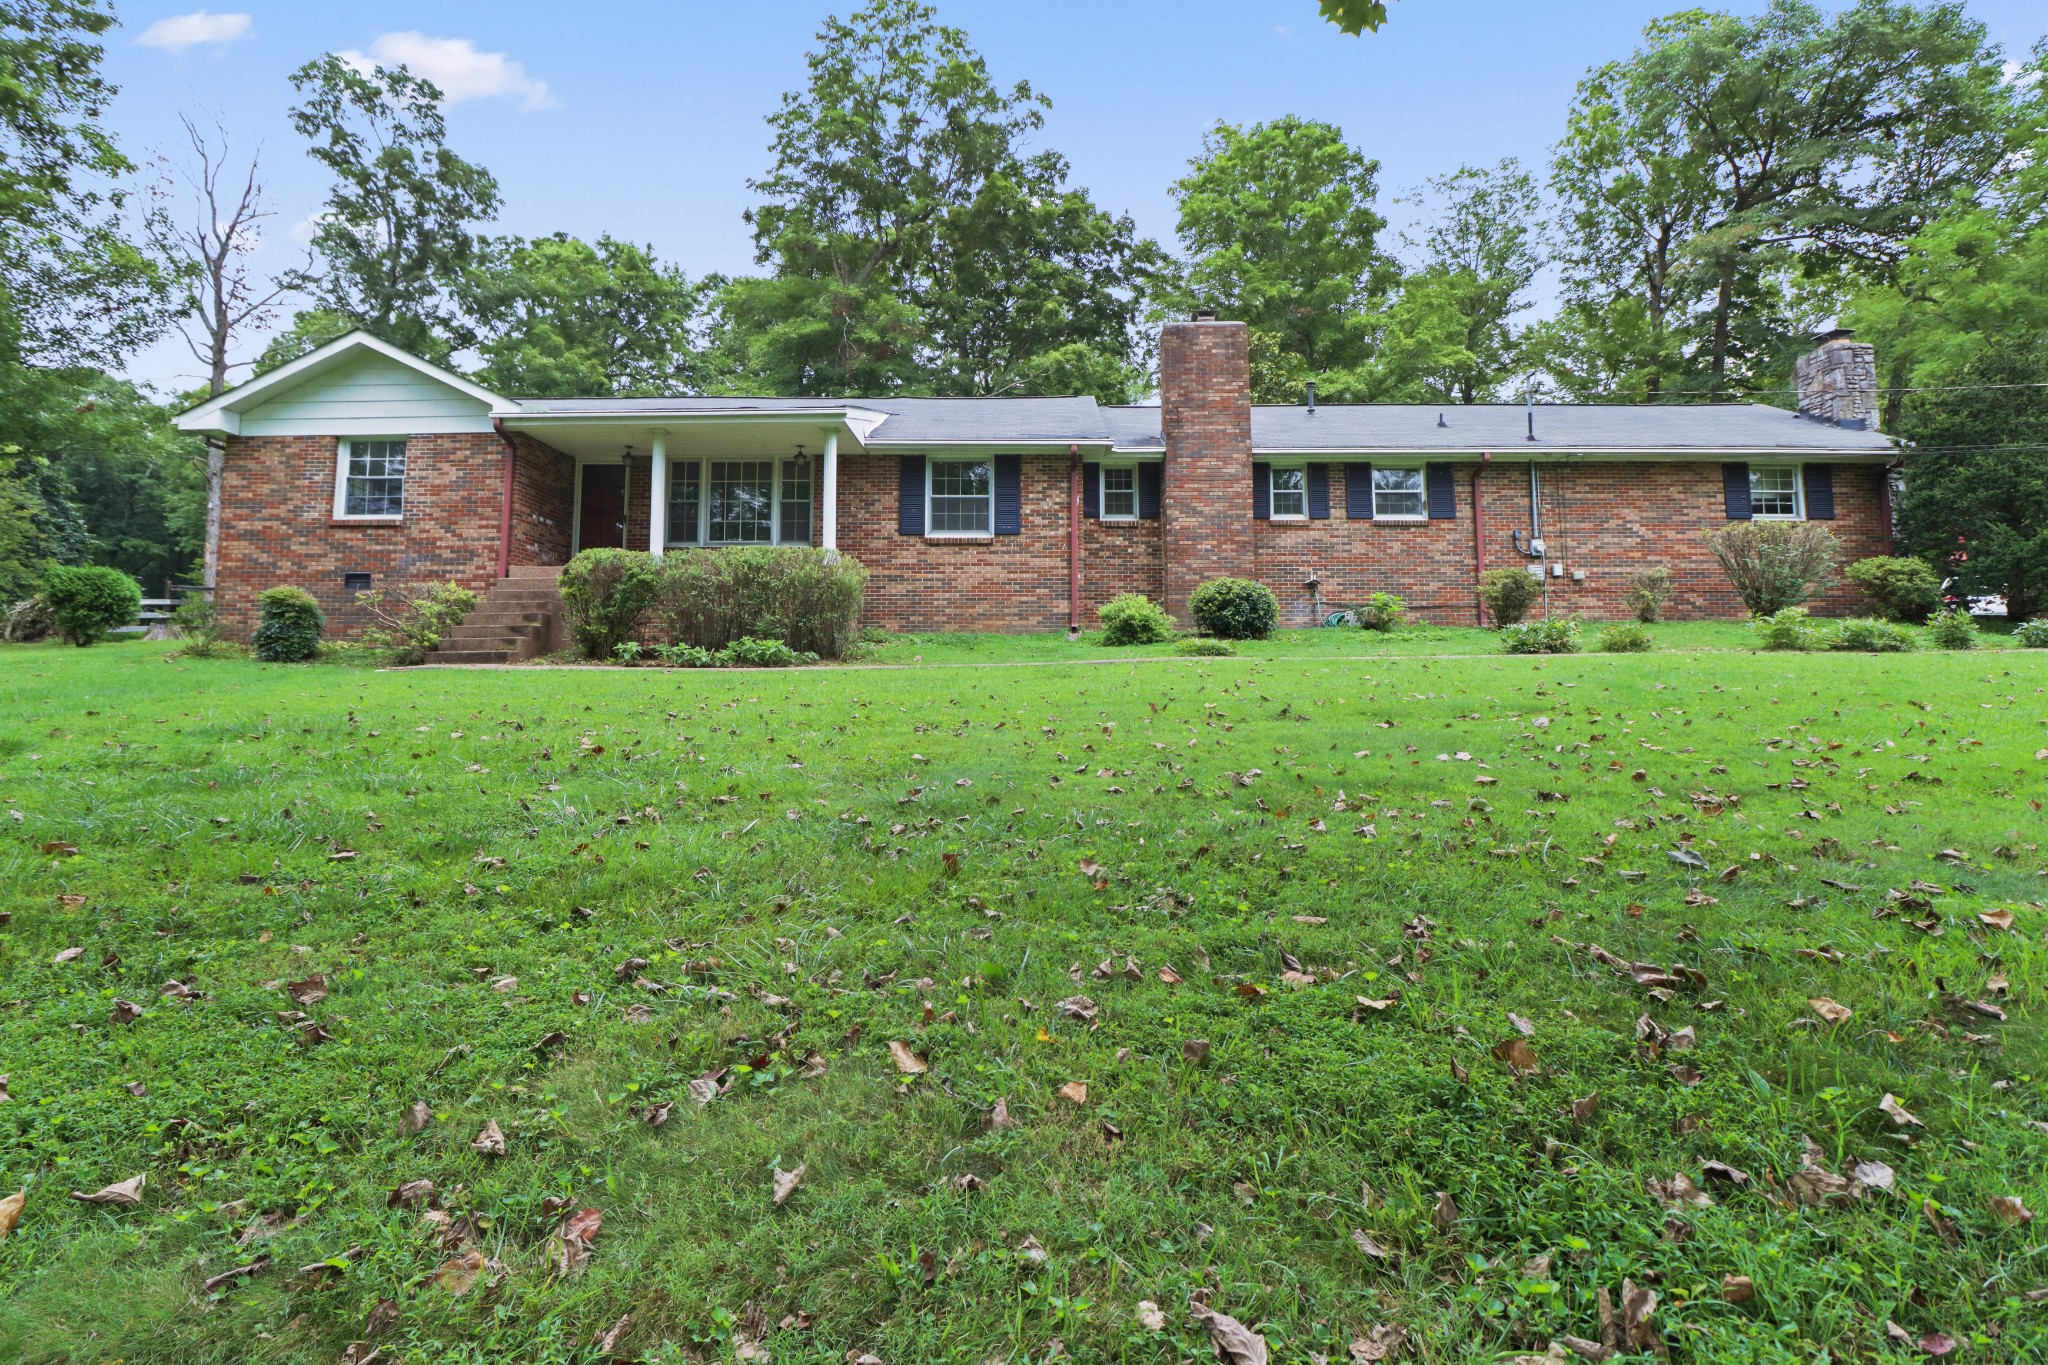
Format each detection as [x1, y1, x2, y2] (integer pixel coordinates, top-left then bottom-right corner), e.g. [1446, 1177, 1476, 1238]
[1240, 403, 1892, 453]
[513, 394, 1111, 445]
[511, 393, 1893, 455]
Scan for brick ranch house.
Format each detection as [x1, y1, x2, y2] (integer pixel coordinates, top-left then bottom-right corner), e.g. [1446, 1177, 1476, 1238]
[176, 318, 1896, 655]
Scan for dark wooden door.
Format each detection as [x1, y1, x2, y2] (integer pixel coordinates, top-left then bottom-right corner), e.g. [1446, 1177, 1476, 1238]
[579, 465, 626, 550]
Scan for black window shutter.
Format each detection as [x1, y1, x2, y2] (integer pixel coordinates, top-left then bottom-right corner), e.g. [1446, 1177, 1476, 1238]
[993, 454, 1022, 535]
[1081, 462, 1101, 519]
[1723, 462, 1752, 520]
[1252, 462, 1271, 520]
[1138, 462, 1161, 519]
[1426, 463, 1456, 519]
[1804, 463, 1835, 520]
[1346, 463, 1373, 519]
[898, 455, 925, 535]
[1307, 463, 1331, 519]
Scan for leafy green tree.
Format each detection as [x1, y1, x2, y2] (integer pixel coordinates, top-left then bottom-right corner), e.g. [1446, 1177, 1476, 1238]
[252, 308, 356, 374]
[1549, 0, 2012, 398]
[1317, 1, 1394, 34]
[1893, 336, 2048, 621]
[0, 0, 170, 368]
[725, 0, 1158, 398]
[1168, 116, 1389, 399]
[1384, 159, 1543, 402]
[464, 234, 721, 397]
[1846, 43, 2048, 425]
[287, 54, 501, 362]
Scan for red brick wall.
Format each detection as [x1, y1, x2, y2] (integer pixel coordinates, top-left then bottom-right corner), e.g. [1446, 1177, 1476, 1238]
[1249, 458, 1892, 627]
[218, 430, 574, 637]
[510, 433, 574, 568]
[1160, 320, 1256, 618]
[835, 454, 1093, 633]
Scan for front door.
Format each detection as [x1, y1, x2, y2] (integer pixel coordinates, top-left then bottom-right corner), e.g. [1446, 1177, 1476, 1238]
[578, 464, 626, 551]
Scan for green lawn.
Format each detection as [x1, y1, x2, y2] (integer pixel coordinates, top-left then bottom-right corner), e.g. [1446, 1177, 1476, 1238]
[0, 637, 2043, 1363]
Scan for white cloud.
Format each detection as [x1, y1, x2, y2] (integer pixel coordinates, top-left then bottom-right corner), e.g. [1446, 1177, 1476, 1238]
[136, 11, 252, 54]
[337, 32, 558, 110]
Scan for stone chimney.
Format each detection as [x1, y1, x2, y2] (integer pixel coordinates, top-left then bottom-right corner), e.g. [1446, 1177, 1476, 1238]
[1159, 313, 1255, 619]
[1794, 326, 1879, 431]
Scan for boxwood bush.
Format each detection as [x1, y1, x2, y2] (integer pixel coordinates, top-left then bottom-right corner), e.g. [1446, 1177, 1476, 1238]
[1925, 607, 1979, 650]
[1499, 617, 1581, 654]
[252, 585, 324, 662]
[1098, 592, 1173, 646]
[1622, 567, 1673, 623]
[560, 548, 662, 660]
[1749, 606, 1818, 651]
[1828, 617, 1916, 653]
[1597, 622, 1654, 653]
[1478, 567, 1540, 625]
[655, 547, 866, 657]
[1187, 577, 1278, 640]
[41, 565, 141, 646]
[1844, 555, 1942, 623]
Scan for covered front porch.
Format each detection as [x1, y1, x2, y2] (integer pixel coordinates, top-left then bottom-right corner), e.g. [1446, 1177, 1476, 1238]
[501, 404, 885, 565]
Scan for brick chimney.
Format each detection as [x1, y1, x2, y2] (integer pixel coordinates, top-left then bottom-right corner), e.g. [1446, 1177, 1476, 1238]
[1795, 326, 1879, 431]
[1159, 313, 1255, 619]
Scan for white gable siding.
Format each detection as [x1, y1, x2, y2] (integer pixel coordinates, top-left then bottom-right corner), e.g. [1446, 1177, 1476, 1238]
[238, 352, 496, 437]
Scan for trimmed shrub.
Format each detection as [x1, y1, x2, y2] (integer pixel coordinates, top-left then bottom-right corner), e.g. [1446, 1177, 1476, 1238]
[655, 547, 866, 657]
[1704, 521, 1841, 615]
[1478, 567, 1540, 626]
[1354, 591, 1406, 632]
[357, 581, 476, 665]
[2, 595, 55, 643]
[1188, 577, 1279, 640]
[1749, 607, 1817, 651]
[251, 585, 323, 662]
[1174, 637, 1236, 657]
[2014, 619, 2048, 648]
[1828, 617, 1915, 653]
[41, 565, 141, 646]
[1500, 618, 1581, 654]
[1925, 607, 1979, 650]
[718, 636, 815, 668]
[560, 548, 661, 660]
[1597, 622, 1654, 653]
[1622, 567, 1673, 623]
[1098, 592, 1173, 646]
[1845, 556, 1942, 623]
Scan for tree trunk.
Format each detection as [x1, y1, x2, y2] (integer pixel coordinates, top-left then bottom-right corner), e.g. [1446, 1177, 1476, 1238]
[1709, 265, 1734, 394]
[203, 439, 225, 588]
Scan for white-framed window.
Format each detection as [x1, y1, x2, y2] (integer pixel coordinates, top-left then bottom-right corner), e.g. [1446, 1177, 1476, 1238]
[1371, 464, 1426, 520]
[928, 458, 994, 536]
[663, 457, 815, 547]
[1268, 464, 1307, 520]
[1100, 464, 1137, 521]
[1749, 464, 1803, 520]
[334, 438, 406, 519]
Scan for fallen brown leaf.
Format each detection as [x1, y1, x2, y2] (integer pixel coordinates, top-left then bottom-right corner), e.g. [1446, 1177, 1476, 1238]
[470, 1119, 507, 1157]
[202, 1254, 271, 1293]
[1057, 1080, 1088, 1106]
[1878, 1093, 1924, 1128]
[772, 1164, 805, 1207]
[887, 1040, 926, 1074]
[433, 1249, 487, 1294]
[0, 1189, 24, 1239]
[1189, 1300, 1269, 1365]
[286, 975, 327, 1006]
[1720, 1274, 1753, 1303]
[70, 1174, 145, 1207]
[1807, 997, 1852, 1025]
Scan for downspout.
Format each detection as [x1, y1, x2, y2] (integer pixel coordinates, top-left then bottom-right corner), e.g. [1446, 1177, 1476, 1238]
[1472, 452, 1492, 625]
[1879, 460, 1898, 555]
[492, 418, 517, 579]
[1067, 443, 1083, 636]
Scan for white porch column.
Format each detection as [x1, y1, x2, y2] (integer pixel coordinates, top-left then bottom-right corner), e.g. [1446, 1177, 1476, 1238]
[821, 429, 839, 556]
[648, 429, 668, 557]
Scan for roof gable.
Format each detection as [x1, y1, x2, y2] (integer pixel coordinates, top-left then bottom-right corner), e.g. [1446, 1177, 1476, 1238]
[175, 330, 514, 439]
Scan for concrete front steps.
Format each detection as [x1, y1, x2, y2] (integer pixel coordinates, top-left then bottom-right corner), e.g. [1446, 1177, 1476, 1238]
[426, 565, 565, 665]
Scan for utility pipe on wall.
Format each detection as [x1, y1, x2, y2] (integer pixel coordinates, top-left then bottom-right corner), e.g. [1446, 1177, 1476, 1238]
[1067, 444, 1082, 633]
[1471, 452, 1493, 625]
[492, 418, 517, 579]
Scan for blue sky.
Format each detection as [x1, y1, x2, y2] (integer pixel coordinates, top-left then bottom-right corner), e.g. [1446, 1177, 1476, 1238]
[109, 1, 2046, 393]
